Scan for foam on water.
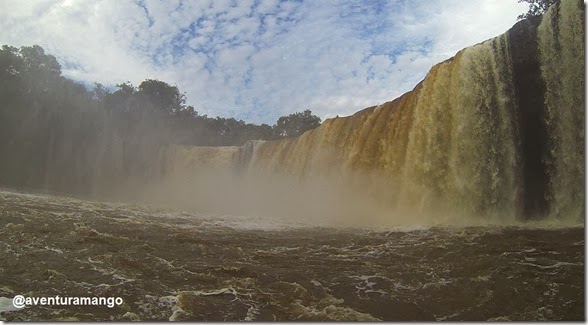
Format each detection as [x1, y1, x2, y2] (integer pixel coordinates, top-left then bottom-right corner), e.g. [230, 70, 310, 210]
[0, 188, 583, 321]
[0, 297, 20, 314]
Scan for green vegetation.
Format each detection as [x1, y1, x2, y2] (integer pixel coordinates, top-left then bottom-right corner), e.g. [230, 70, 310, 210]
[0, 44, 322, 195]
[274, 109, 321, 138]
[517, 0, 558, 20]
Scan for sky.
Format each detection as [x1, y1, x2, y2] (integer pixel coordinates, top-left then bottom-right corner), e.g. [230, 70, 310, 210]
[0, 0, 528, 124]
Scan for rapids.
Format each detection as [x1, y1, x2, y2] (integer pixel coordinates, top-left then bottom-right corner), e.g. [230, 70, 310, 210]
[0, 189, 583, 321]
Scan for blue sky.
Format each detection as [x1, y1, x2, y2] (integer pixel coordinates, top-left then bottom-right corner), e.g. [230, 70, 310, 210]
[0, 0, 527, 124]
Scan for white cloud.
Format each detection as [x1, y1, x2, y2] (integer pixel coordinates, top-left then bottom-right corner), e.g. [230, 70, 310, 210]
[0, 0, 527, 124]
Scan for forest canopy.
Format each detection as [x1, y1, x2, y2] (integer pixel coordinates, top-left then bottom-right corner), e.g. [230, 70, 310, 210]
[0, 44, 321, 147]
[517, 0, 559, 20]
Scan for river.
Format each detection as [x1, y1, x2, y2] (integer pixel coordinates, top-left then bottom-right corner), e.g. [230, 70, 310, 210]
[0, 189, 584, 321]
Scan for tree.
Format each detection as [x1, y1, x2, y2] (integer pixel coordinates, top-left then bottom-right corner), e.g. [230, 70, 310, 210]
[136, 79, 187, 115]
[517, 0, 559, 20]
[91, 83, 110, 103]
[105, 82, 136, 113]
[273, 109, 321, 138]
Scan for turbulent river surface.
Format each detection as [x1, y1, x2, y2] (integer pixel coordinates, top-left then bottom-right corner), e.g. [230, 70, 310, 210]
[0, 189, 584, 321]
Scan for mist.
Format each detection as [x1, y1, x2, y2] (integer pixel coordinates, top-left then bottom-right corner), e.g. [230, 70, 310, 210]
[0, 0, 584, 229]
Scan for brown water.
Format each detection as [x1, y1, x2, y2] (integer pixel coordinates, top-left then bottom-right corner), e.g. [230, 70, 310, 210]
[0, 189, 583, 321]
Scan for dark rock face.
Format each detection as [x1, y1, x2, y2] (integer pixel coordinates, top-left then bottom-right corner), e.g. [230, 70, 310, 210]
[506, 0, 585, 220]
[507, 16, 550, 219]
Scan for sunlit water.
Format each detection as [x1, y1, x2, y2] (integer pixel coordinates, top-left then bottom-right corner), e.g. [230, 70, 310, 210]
[0, 189, 583, 321]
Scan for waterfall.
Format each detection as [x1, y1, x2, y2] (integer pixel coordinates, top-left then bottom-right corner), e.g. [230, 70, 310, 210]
[168, 1, 584, 224]
[398, 33, 522, 220]
[538, 0, 585, 221]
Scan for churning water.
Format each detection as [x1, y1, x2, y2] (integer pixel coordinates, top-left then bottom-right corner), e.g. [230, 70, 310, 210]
[0, 189, 583, 321]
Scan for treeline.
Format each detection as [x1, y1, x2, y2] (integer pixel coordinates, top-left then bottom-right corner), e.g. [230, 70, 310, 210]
[104, 80, 321, 147]
[0, 45, 321, 196]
